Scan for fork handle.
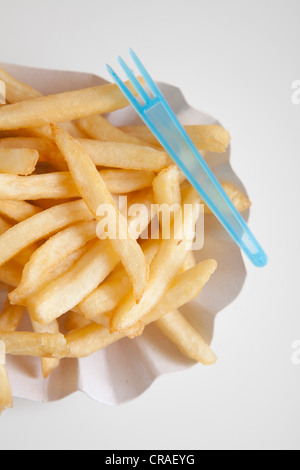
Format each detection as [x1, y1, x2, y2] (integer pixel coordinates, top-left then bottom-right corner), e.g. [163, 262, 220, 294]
[143, 101, 267, 267]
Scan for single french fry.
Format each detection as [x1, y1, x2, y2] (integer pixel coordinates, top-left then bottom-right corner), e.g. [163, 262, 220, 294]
[0, 200, 42, 222]
[0, 261, 23, 287]
[0, 136, 63, 166]
[51, 124, 149, 301]
[0, 214, 40, 267]
[0, 70, 131, 165]
[58, 121, 88, 139]
[0, 78, 144, 130]
[32, 199, 71, 210]
[99, 169, 154, 194]
[0, 364, 13, 414]
[0, 172, 82, 200]
[0, 149, 39, 175]
[0, 80, 6, 105]
[120, 125, 231, 153]
[66, 323, 123, 358]
[9, 221, 97, 304]
[155, 168, 195, 274]
[153, 165, 182, 210]
[0, 298, 25, 331]
[156, 310, 217, 365]
[0, 342, 13, 415]
[14, 247, 37, 267]
[204, 182, 251, 213]
[0, 169, 154, 200]
[150, 258, 217, 365]
[180, 251, 196, 273]
[0, 200, 94, 268]
[78, 238, 160, 321]
[65, 312, 91, 333]
[0, 216, 10, 234]
[0, 136, 49, 157]
[118, 125, 163, 146]
[0, 330, 69, 358]
[153, 163, 183, 234]
[31, 319, 61, 378]
[78, 139, 167, 171]
[111, 187, 201, 333]
[77, 115, 147, 145]
[42, 356, 60, 379]
[15, 122, 87, 143]
[181, 125, 231, 153]
[180, 180, 250, 215]
[0, 68, 42, 103]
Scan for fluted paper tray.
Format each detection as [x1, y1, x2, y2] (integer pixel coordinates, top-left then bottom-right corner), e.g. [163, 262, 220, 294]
[0, 63, 248, 405]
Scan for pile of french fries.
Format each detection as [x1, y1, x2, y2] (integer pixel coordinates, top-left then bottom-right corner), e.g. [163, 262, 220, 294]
[0, 68, 251, 414]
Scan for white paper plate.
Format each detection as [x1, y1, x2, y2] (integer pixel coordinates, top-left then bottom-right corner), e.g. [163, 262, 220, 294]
[0, 64, 248, 405]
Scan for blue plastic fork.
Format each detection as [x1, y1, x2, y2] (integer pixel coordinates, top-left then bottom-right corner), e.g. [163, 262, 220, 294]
[107, 49, 267, 267]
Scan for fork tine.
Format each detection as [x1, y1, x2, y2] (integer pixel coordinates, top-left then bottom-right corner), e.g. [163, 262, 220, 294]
[117, 56, 150, 104]
[129, 48, 162, 98]
[106, 64, 141, 109]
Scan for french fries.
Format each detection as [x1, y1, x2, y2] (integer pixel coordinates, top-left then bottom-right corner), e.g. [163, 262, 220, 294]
[0, 169, 154, 200]
[0, 261, 23, 287]
[0, 67, 42, 103]
[66, 260, 217, 357]
[180, 251, 196, 273]
[79, 139, 167, 171]
[28, 239, 119, 325]
[0, 200, 93, 268]
[0, 81, 6, 105]
[120, 124, 231, 153]
[66, 323, 123, 359]
[0, 216, 11, 235]
[0, 79, 144, 130]
[0, 200, 42, 222]
[0, 298, 25, 331]
[0, 136, 64, 167]
[153, 165, 182, 207]
[0, 342, 13, 415]
[156, 310, 217, 365]
[218, 182, 251, 213]
[51, 124, 149, 301]
[31, 319, 61, 379]
[97, 169, 155, 195]
[77, 114, 147, 145]
[0, 66, 252, 413]
[0, 213, 40, 266]
[111, 186, 201, 334]
[0, 149, 39, 175]
[9, 221, 97, 304]
[142, 259, 217, 326]
[27, 194, 155, 324]
[0, 331, 68, 358]
[64, 312, 91, 333]
[79, 238, 160, 321]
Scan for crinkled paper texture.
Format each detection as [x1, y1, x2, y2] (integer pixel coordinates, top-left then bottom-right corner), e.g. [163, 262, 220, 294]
[0, 63, 248, 405]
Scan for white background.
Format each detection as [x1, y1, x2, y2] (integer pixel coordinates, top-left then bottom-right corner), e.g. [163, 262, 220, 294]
[0, 0, 299, 450]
